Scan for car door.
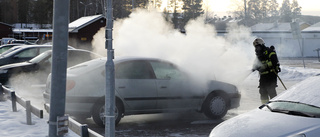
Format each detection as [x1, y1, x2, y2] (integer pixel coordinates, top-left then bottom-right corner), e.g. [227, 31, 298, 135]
[149, 61, 203, 110]
[13, 47, 51, 63]
[12, 48, 38, 63]
[115, 60, 158, 111]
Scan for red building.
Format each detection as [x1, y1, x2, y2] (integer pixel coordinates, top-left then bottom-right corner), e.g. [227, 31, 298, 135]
[0, 22, 13, 39]
[68, 14, 106, 50]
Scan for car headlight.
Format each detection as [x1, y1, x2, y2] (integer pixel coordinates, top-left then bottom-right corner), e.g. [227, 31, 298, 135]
[0, 69, 8, 74]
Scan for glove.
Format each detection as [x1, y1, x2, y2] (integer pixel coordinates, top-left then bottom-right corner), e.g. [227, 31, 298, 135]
[252, 67, 260, 72]
[278, 67, 281, 72]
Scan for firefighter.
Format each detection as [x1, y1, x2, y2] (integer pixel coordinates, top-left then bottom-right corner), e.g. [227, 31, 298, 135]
[252, 38, 281, 104]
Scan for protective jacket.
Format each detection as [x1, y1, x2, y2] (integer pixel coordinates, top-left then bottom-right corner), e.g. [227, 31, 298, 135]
[253, 45, 280, 88]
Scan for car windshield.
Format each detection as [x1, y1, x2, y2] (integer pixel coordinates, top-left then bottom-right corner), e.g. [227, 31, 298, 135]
[261, 101, 320, 118]
[29, 51, 52, 63]
[0, 46, 13, 54]
[0, 46, 21, 57]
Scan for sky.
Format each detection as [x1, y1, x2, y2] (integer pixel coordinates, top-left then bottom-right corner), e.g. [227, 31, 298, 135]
[206, 0, 320, 16]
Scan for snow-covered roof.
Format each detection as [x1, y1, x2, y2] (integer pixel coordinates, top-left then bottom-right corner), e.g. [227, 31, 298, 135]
[302, 22, 320, 32]
[251, 22, 290, 32]
[251, 22, 308, 32]
[0, 22, 13, 27]
[13, 23, 52, 29]
[12, 29, 53, 34]
[69, 14, 104, 33]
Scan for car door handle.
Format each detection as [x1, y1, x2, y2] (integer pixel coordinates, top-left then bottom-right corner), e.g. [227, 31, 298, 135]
[160, 86, 167, 88]
[118, 86, 126, 89]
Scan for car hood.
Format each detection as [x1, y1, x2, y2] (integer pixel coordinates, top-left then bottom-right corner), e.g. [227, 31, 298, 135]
[0, 61, 33, 69]
[271, 76, 320, 108]
[210, 108, 320, 137]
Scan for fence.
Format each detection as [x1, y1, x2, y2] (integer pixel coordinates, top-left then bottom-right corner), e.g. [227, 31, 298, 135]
[0, 84, 103, 137]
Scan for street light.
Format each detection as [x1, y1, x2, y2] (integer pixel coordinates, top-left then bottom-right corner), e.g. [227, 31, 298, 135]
[80, 1, 92, 16]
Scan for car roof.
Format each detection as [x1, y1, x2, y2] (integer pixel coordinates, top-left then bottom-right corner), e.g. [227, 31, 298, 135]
[271, 75, 320, 107]
[67, 56, 171, 73]
[2, 45, 53, 57]
[114, 56, 169, 63]
[41, 49, 103, 57]
[0, 44, 25, 47]
[4, 45, 75, 54]
[0, 46, 24, 56]
[81, 56, 168, 64]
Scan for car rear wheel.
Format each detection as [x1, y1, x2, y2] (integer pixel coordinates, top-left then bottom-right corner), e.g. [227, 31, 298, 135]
[203, 93, 228, 119]
[92, 99, 123, 127]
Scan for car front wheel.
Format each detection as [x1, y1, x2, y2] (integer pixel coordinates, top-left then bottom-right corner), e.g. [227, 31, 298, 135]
[203, 93, 228, 119]
[92, 99, 123, 127]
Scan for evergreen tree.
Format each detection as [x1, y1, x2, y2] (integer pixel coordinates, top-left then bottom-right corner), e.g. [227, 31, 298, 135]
[291, 0, 302, 19]
[279, 0, 291, 22]
[182, 0, 204, 24]
[33, 0, 53, 27]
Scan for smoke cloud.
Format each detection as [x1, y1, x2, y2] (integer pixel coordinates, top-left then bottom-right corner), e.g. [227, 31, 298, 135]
[92, 9, 256, 85]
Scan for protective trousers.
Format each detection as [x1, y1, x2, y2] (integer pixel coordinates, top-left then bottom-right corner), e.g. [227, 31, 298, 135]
[259, 86, 277, 104]
[259, 73, 277, 104]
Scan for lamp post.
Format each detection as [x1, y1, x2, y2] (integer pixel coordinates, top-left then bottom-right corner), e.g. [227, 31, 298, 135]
[80, 1, 92, 16]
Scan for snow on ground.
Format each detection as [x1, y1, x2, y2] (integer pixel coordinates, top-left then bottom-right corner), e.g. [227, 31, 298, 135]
[0, 63, 320, 137]
[0, 100, 78, 137]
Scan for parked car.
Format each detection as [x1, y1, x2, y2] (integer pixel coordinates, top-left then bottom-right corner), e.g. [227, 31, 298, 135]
[0, 38, 16, 45]
[0, 44, 25, 54]
[8, 40, 35, 45]
[209, 75, 320, 137]
[43, 57, 241, 127]
[0, 49, 102, 85]
[0, 45, 74, 66]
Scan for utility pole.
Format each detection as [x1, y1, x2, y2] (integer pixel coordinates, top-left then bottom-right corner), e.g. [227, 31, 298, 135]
[244, 0, 247, 26]
[290, 21, 305, 68]
[105, 0, 115, 136]
[48, 0, 70, 136]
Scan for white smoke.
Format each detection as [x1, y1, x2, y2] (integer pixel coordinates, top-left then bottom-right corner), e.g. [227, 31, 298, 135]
[92, 9, 256, 85]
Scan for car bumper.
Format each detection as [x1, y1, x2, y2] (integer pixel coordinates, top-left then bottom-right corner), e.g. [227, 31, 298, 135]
[43, 92, 94, 117]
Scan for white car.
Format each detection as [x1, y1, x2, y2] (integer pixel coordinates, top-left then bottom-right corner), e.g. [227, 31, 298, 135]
[43, 57, 241, 126]
[210, 75, 320, 137]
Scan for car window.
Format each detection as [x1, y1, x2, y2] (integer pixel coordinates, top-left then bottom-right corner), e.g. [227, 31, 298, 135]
[68, 51, 93, 67]
[149, 61, 182, 79]
[1, 46, 21, 57]
[39, 47, 51, 54]
[116, 61, 154, 79]
[16, 48, 38, 58]
[30, 51, 52, 63]
[0, 46, 12, 54]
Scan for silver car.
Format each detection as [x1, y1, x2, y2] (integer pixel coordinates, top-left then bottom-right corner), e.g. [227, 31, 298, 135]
[43, 57, 240, 126]
[210, 75, 320, 137]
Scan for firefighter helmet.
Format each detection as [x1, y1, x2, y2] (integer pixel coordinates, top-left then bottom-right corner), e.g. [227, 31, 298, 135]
[253, 38, 265, 47]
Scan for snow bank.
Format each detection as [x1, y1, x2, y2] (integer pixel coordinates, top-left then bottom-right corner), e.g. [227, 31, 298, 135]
[248, 66, 320, 81]
[279, 66, 320, 81]
[0, 100, 78, 137]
